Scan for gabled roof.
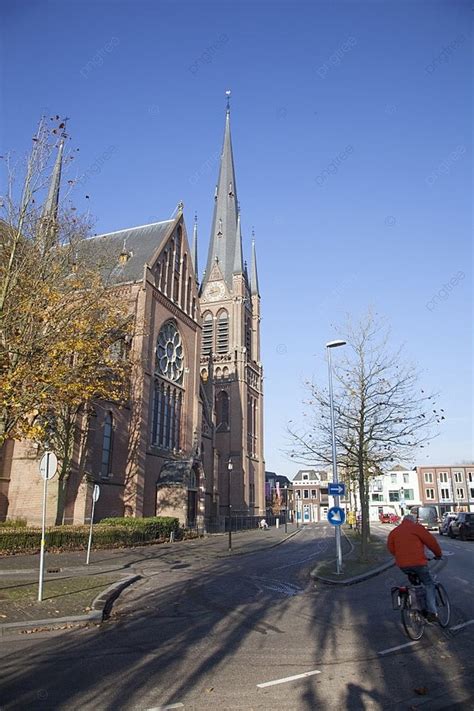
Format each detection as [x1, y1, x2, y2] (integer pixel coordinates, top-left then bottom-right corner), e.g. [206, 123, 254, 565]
[81, 219, 174, 285]
[292, 469, 329, 482]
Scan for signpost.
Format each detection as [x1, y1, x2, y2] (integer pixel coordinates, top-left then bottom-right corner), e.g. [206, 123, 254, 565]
[328, 483, 345, 497]
[38, 451, 58, 602]
[327, 506, 346, 526]
[86, 484, 100, 565]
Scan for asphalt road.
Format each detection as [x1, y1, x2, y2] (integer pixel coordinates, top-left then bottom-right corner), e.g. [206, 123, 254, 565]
[1, 524, 473, 710]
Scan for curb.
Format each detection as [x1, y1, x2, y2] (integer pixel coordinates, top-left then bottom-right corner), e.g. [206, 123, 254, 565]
[311, 558, 395, 585]
[0, 574, 141, 636]
[95, 574, 141, 620]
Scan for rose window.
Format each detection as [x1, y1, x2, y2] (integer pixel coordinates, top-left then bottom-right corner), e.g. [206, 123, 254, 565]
[156, 322, 184, 383]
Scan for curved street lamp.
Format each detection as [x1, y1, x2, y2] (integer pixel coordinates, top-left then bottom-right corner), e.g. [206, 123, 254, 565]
[326, 339, 346, 574]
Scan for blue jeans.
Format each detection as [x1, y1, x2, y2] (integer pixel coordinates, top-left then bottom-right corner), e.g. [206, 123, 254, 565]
[400, 565, 437, 614]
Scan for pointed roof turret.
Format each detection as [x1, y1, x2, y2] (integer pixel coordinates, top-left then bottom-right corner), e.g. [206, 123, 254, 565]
[233, 210, 243, 274]
[42, 131, 66, 223]
[250, 234, 260, 296]
[203, 92, 239, 289]
[192, 213, 199, 282]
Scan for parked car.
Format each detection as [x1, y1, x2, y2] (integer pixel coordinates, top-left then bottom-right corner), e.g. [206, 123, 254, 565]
[409, 505, 440, 530]
[448, 512, 474, 541]
[438, 512, 458, 536]
[378, 509, 400, 524]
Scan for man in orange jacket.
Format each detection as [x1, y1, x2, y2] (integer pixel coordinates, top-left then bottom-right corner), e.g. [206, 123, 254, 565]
[387, 513, 442, 622]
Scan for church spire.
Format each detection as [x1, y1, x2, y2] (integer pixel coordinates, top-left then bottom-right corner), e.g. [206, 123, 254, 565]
[233, 210, 243, 274]
[250, 234, 260, 296]
[203, 91, 239, 288]
[192, 212, 199, 283]
[42, 129, 66, 223]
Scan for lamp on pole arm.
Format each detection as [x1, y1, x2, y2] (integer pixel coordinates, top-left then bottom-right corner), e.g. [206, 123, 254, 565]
[326, 339, 346, 575]
[227, 458, 233, 552]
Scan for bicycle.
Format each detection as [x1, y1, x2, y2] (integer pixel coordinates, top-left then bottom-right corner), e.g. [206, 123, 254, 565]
[391, 560, 451, 640]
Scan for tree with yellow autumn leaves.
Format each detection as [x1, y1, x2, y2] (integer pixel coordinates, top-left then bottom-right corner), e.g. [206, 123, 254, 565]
[1, 118, 131, 523]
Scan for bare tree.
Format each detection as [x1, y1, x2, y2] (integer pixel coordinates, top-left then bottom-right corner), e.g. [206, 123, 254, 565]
[288, 313, 443, 559]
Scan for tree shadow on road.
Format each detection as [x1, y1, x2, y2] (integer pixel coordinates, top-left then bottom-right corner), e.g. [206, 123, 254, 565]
[0, 533, 472, 710]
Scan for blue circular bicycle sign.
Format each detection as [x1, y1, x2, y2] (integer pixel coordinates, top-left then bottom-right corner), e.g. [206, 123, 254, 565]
[327, 506, 345, 526]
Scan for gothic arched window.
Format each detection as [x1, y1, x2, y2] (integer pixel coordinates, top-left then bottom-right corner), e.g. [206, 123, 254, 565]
[245, 316, 252, 360]
[202, 311, 213, 356]
[152, 321, 184, 451]
[216, 390, 229, 430]
[217, 310, 229, 354]
[100, 412, 113, 478]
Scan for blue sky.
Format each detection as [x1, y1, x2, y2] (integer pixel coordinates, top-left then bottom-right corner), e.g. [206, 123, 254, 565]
[1, 0, 472, 475]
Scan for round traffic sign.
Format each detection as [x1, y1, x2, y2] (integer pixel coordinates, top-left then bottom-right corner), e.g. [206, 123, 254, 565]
[39, 451, 58, 480]
[327, 506, 345, 526]
[92, 484, 101, 503]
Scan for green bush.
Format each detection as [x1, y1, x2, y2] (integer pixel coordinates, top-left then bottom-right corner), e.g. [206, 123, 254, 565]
[99, 516, 180, 540]
[0, 517, 28, 528]
[0, 517, 180, 555]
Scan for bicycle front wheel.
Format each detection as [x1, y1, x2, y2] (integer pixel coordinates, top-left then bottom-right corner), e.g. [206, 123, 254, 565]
[436, 583, 451, 628]
[401, 606, 425, 640]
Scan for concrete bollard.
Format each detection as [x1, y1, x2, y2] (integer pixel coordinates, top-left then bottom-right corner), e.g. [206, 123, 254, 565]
[276, 518, 279, 529]
[170, 531, 175, 543]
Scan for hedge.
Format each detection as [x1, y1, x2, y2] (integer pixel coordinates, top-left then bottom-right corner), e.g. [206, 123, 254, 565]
[0, 516, 180, 555]
[0, 517, 27, 528]
[100, 516, 179, 534]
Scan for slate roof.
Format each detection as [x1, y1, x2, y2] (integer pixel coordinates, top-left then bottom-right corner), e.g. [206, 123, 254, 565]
[81, 220, 174, 285]
[292, 469, 329, 483]
[203, 108, 241, 289]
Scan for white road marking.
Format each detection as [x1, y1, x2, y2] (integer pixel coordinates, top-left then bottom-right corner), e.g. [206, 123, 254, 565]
[257, 669, 321, 688]
[449, 619, 474, 632]
[146, 705, 184, 710]
[378, 641, 419, 656]
[454, 577, 471, 585]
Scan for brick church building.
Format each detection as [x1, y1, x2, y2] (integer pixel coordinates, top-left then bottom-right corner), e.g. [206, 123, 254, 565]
[0, 100, 266, 529]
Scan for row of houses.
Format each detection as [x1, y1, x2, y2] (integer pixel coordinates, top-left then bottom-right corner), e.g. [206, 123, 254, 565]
[265, 463, 474, 523]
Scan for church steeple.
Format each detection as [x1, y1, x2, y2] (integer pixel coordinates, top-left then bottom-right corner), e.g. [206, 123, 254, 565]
[250, 235, 260, 296]
[203, 92, 239, 289]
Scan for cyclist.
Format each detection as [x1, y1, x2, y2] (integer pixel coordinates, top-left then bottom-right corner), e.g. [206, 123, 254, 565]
[387, 513, 442, 622]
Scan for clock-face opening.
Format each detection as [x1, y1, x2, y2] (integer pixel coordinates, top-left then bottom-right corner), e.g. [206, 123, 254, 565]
[206, 282, 225, 300]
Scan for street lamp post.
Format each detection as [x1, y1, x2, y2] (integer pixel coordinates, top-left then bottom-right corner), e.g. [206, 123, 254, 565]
[228, 458, 233, 552]
[326, 339, 347, 575]
[284, 485, 288, 533]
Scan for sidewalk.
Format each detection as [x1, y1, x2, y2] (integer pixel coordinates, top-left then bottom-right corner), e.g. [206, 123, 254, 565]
[310, 524, 395, 585]
[0, 523, 300, 634]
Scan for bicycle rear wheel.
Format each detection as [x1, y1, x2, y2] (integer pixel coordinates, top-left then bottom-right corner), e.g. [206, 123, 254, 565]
[401, 605, 425, 640]
[436, 583, 451, 628]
